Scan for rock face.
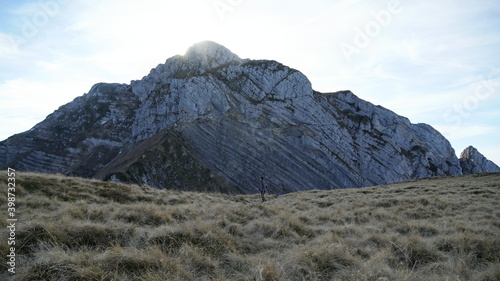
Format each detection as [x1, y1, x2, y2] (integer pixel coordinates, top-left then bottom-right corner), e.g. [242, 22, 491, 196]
[459, 146, 500, 174]
[0, 41, 476, 193]
[0, 83, 138, 177]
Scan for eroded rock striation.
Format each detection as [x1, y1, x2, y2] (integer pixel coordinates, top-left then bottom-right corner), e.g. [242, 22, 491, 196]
[2, 41, 490, 193]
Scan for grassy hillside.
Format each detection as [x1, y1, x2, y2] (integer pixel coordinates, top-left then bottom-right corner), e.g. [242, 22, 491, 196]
[1, 172, 499, 280]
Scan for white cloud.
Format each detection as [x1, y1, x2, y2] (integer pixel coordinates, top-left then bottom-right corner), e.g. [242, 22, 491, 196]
[0, 33, 20, 56]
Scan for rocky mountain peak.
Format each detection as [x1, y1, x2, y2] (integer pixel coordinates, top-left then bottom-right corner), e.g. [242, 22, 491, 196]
[2, 41, 496, 194]
[460, 146, 479, 159]
[183, 40, 242, 69]
[459, 146, 500, 174]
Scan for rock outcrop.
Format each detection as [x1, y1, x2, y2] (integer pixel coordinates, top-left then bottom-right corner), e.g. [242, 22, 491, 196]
[459, 146, 500, 174]
[0, 41, 478, 193]
[0, 83, 139, 177]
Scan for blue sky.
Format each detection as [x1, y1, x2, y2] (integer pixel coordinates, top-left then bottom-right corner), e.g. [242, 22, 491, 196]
[1, 0, 499, 165]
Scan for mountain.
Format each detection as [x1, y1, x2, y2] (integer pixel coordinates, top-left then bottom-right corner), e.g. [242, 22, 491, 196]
[1, 41, 491, 193]
[459, 146, 500, 174]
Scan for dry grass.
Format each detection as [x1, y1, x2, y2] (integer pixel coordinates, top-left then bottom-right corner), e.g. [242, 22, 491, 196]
[1, 172, 499, 280]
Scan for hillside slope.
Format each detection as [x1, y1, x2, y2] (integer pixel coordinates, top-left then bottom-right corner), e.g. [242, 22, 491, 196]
[1, 172, 499, 280]
[0, 41, 467, 193]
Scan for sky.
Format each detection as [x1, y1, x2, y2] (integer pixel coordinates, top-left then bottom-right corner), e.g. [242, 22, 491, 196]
[1, 0, 499, 165]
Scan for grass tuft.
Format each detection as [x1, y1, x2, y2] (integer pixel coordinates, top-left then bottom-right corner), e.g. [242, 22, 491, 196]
[0, 171, 499, 280]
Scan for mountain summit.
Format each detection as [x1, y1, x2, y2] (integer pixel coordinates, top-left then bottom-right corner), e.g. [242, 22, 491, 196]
[459, 146, 500, 174]
[1, 41, 494, 193]
[183, 40, 241, 67]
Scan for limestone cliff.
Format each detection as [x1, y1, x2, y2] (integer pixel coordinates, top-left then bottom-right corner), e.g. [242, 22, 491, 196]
[0, 83, 138, 177]
[1, 41, 484, 193]
[459, 146, 500, 174]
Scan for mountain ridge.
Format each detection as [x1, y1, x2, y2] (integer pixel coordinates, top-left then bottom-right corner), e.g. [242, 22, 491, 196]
[1, 41, 498, 193]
